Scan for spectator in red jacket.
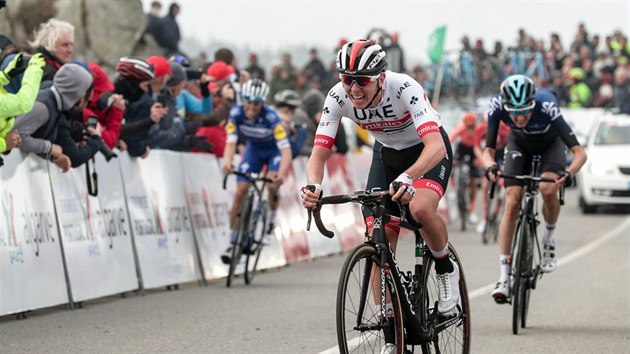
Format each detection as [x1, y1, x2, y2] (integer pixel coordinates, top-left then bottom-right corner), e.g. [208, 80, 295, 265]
[83, 62, 125, 149]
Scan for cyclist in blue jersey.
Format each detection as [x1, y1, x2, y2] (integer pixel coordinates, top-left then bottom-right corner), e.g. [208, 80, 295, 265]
[482, 75, 587, 303]
[221, 79, 292, 264]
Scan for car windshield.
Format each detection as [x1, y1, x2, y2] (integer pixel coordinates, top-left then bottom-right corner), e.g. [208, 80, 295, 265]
[594, 121, 630, 145]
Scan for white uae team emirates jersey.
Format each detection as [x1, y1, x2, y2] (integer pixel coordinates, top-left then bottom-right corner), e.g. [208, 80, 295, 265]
[314, 71, 442, 151]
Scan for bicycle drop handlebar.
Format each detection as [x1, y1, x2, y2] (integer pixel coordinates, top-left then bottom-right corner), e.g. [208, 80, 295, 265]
[222, 170, 275, 190]
[488, 174, 565, 205]
[306, 182, 403, 239]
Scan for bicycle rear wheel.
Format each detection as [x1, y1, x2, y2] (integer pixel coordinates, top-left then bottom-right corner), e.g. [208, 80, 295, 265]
[226, 196, 252, 288]
[245, 201, 267, 285]
[336, 243, 405, 354]
[420, 244, 471, 353]
[511, 217, 529, 334]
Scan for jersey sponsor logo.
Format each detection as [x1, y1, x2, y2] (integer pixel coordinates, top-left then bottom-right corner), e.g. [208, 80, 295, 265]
[416, 121, 439, 138]
[313, 134, 334, 149]
[273, 124, 287, 140]
[488, 96, 502, 116]
[414, 179, 444, 198]
[396, 81, 411, 99]
[352, 104, 396, 120]
[358, 114, 412, 132]
[226, 120, 237, 135]
[328, 90, 346, 107]
[541, 101, 562, 120]
[413, 110, 425, 119]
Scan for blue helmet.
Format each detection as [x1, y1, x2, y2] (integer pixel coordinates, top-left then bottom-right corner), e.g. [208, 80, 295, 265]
[242, 79, 269, 103]
[500, 74, 536, 110]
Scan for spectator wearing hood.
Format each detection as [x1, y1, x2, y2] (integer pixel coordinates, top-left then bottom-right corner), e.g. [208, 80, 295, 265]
[11, 63, 96, 172]
[292, 88, 348, 156]
[81, 62, 126, 149]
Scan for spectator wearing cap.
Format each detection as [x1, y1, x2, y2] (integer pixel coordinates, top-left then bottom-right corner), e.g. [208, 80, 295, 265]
[245, 53, 265, 81]
[29, 19, 75, 82]
[291, 88, 348, 156]
[147, 55, 173, 96]
[143, 61, 187, 151]
[11, 63, 96, 172]
[567, 67, 592, 108]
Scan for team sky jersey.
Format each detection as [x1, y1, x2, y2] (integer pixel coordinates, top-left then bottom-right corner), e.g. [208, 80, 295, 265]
[226, 104, 290, 151]
[486, 88, 579, 149]
[314, 71, 442, 150]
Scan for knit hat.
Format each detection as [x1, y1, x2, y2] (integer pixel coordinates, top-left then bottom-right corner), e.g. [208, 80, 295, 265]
[166, 61, 187, 87]
[147, 55, 172, 77]
[206, 61, 234, 81]
[301, 88, 325, 119]
[53, 63, 94, 110]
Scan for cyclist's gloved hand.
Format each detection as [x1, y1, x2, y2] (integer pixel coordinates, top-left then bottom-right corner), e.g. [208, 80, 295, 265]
[0, 53, 27, 85]
[390, 172, 415, 203]
[558, 171, 573, 187]
[299, 183, 321, 209]
[485, 164, 500, 181]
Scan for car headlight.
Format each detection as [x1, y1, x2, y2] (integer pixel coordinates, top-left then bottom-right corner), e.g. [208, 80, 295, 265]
[589, 162, 616, 176]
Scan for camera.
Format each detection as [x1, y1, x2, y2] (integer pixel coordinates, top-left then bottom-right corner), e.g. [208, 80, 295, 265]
[186, 70, 203, 80]
[87, 116, 117, 162]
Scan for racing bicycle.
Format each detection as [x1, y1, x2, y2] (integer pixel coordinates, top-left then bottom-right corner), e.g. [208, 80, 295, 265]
[223, 171, 273, 287]
[307, 184, 471, 353]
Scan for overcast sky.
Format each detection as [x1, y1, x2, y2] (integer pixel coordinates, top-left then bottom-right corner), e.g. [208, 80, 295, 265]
[143, 0, 629, 65]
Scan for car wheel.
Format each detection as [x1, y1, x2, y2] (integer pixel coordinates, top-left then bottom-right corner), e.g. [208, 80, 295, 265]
[579, 195, 597, 214]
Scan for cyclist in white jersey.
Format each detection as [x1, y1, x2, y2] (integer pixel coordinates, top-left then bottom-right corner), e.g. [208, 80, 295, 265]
[299, 39, 460, 354]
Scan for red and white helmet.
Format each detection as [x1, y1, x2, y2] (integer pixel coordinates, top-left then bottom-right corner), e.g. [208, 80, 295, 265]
[336, 39, 387, 76]
[115, 56, 155, 82]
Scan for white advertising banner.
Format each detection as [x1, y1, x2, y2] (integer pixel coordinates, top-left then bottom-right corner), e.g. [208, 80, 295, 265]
[118, 151, 199, 289]
[49, 154, 138, 302]
[180, 153, 231, 280]
[0, 152, 68, 315]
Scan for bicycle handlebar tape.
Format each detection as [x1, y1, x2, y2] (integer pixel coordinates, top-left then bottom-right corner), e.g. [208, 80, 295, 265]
[313, 208, 334, 238]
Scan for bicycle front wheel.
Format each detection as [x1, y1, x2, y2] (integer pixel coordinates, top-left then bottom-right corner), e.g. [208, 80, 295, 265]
[336, 243, 405, 354]
[245, 201, 267, 285]
[520, 221, 535, 329]
[226, 196, 252, 288]
[511, 216, 529, 334]
[420, 244, 471, 353]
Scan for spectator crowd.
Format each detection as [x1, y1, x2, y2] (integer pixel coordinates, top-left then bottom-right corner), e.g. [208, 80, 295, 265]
[0, 1, 628, 176]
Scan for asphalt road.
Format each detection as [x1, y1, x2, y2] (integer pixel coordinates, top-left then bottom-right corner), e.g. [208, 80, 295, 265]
[1, 189, 629, 353]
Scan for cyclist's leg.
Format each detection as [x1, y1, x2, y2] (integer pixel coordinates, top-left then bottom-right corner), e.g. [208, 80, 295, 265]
[539, 138, 567, 272]
[492, 141, 526, 300]
[264, 152, 283, 233]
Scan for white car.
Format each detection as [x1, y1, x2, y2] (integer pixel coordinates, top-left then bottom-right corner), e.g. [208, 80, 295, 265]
[577, 113, 630, 213]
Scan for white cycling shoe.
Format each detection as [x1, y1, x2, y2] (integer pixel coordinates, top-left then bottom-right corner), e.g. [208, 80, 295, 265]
[492, 280, 510, 304]
[541, 243, 557, 273]
[436, 260, 460, 313]
[381, 343, 396, 354]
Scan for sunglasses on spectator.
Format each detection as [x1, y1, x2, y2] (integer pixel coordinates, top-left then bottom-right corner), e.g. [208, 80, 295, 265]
[339, 74, 379, 87]
[504, 102, 535, 116]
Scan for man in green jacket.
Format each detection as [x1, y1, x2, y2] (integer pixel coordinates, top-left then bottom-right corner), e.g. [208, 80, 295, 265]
[0, 53, 45, 157]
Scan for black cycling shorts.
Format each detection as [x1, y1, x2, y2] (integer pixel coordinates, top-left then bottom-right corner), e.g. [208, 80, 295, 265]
[454, 144, 480, 178]
[503, 136, 567, 187]
[364, 127, 453, 219]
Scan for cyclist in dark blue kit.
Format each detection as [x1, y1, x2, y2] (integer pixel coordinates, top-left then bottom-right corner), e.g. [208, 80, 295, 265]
[482, 75, 587, 302]
[221, 79, 292, 264]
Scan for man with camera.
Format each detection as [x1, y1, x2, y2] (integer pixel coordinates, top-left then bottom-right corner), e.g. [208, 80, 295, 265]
[11, 63, 96, 171]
